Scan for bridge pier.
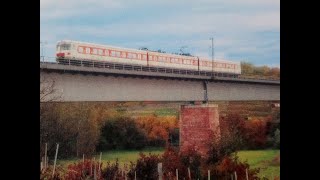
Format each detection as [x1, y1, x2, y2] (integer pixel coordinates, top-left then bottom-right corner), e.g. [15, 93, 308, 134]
[179, 104, 220, 157]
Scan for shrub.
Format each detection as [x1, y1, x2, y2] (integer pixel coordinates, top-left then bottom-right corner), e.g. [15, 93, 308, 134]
[212, 155, 260, 180]
[64, 159, 102, 180]
[97, 117, 147, 150]
[244, 119, 268, 149]
[162, 147, 188, 179]
[101, 160, 125, 180]
[220, 114, 246, 150]
[135, 115, 178, 147]
[40, 166, 65, 180]
[273, 129, 280, 149]
[127, 153, 161, 180]
[179, 147, 203, 180]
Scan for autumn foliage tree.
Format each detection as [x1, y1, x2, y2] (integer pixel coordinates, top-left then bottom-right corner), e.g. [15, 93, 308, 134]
[241, 62, 280, 79]
[135, 114, 178, 147]
[243, 119, 268, 149]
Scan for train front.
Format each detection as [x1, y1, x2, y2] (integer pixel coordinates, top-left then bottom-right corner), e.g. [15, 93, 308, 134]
[56, 40, 73, 62]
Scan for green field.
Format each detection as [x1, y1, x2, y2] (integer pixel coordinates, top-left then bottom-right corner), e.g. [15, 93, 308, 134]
[237, 150, 280, 179]
[58, 148, 279, 178]
[57, 148, 164, 168]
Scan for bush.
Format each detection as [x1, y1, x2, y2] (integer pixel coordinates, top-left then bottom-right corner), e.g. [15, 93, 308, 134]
[135, 115, 178, 147]
[243, 119, 268, 149]
[127, 153, 161, 180]
[162, 147, 188, 179]
[220, 114, 246, 150]
[101, 160, 125, 180]
[64, 159, 102, 180]
[40, 166, 65, 180]
[97, 117, 147, 150]
[212, 155, 260, 180]
[179, 147, 203, 180]
[273, 129, 280, 149]
[206, 136, 238, 166]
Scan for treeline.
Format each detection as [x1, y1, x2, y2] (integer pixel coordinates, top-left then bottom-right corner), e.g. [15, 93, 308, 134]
[240, 62, 280, 79]
[40, 102, 279, 159]
[220, 110, 280, 150]
[40, 103, 178, 158]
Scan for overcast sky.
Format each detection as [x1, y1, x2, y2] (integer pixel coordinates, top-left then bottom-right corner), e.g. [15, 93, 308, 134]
[40, 0, 280, 67]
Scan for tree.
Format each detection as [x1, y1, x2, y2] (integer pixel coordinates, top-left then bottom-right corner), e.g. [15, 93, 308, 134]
[40, 74, 62, 159]
[40, 75, 61, 103]
[97, 116, 147, 150]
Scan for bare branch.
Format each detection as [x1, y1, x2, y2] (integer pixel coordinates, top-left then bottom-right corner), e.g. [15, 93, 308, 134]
[40, 75, 62, 102]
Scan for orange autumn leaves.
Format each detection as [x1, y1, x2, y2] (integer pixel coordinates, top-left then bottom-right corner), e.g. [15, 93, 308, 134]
[135, 115, 178, 142]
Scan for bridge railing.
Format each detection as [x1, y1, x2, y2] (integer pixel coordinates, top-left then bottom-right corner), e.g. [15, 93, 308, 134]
[40, 58, 280, 81]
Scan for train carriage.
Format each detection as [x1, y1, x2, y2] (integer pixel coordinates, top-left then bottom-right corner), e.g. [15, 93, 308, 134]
[56, 40, 241, 76]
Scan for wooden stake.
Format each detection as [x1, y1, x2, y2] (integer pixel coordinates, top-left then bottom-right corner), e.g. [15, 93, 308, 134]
[135, 171, 137, 180]
[41, 157, 44, 171]
[44, 143, 47, 169]
[188, 167, 191, 180]
[99, 152, 102, 178]
[94, 161, 97, 180]
[158, 163, 163, 180]
[90, 159, 93, 176]
[208, 170, 210, 180]
[46, 157, 49, 169]
[246, 168, 249, 180]
[234, 171, 237, 180]
[176, 169, 178, 180]
[52, 143, 59, 178]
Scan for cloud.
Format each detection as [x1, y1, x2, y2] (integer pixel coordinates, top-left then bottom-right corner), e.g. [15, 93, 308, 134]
[40, 0, 279, 66]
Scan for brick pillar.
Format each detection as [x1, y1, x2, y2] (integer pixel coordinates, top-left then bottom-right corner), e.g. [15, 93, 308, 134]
[179, 104, 220, 157]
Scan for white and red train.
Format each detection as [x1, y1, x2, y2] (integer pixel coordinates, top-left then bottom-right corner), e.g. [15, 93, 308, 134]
[56, 40, 241, 76]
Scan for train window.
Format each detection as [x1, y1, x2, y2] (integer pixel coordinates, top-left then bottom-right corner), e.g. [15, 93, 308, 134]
[121, 52, 126, 58]
[86, 47, 90, 54]
[149, 55, 153, 61]
[142, 55, 147, 60]
[56, 45, 60, 51]
[104, 49, 109, 56]
[116, 51, 121, 57]
[78, 47, 84, 53]
[92, 48, 98, 55]
[98, 49, 103, 55]
[137, 54, 141, 60]
[60, 43, 71, 50]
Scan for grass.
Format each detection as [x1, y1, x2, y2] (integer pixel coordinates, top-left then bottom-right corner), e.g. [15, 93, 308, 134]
[57, 147, 164, 168]
[58, 148, 279, 178]
[237, 149, 280, 179]
[154, 108, 178, 116]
